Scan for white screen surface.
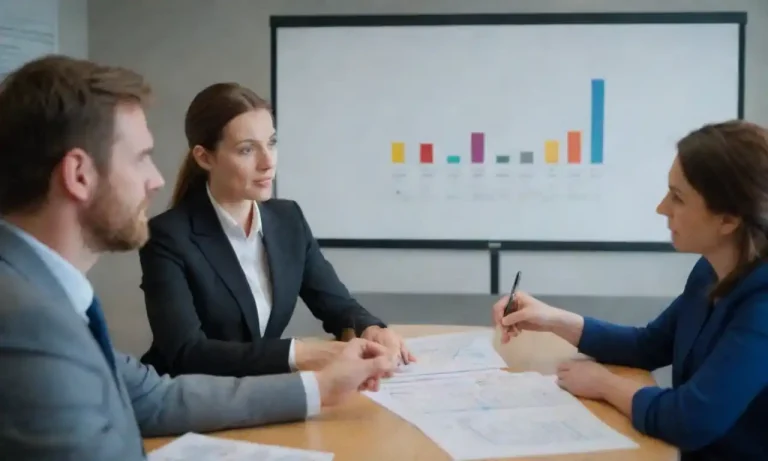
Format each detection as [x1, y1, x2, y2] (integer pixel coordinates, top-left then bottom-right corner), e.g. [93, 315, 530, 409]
[274, 21, 740, 243]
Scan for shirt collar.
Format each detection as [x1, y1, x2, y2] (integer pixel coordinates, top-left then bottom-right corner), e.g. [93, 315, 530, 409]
[206, 183, 262, 239]
[0, 219, 94, 321]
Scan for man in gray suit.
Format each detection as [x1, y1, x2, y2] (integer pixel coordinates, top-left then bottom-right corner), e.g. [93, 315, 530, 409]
[0, 56, 394, 460]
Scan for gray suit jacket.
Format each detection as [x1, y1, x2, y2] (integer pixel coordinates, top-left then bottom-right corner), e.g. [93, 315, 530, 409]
[0, 224, 309, 460]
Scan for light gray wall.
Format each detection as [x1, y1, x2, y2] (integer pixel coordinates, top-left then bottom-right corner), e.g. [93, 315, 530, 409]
[87, 0, 768, 353]
[59, 0, 88, 59]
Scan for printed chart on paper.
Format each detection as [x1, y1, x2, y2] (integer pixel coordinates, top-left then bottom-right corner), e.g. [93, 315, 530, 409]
[366, 332, 638, 459]
[395, 331, 507, 376]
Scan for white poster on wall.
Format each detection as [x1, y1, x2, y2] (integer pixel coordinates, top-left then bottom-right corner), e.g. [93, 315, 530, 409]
[0, 0, 59, 80]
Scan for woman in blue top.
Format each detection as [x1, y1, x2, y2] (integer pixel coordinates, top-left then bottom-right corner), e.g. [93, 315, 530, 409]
[494, 119, 768, 460]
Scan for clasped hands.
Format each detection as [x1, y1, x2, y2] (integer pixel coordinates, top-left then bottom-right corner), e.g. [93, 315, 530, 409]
[294, 326, 416, 407]
[492, 292, 615, 401]
[294, 325, 415, 371]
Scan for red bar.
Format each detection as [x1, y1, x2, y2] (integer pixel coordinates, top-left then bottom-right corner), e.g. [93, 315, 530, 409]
[420, 143, 434, 163]
[567, 131, 581, 164]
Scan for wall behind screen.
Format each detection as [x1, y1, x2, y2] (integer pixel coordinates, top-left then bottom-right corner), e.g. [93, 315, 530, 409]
[88, 0, 768, 300]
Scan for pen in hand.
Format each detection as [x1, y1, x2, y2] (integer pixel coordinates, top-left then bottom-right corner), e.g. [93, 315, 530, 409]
[502, 271, 522, 334]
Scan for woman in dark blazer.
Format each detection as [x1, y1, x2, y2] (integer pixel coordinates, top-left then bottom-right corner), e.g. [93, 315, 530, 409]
[494, 120, 768, 460]
[139, 83, 414, 377]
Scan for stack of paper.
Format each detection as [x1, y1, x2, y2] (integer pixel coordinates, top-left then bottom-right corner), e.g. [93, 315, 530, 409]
[364, 332, 638, 460]
[148, 432, 334, 461]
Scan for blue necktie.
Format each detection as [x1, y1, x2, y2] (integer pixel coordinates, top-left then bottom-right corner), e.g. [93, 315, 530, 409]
[86, 297, 146, 456]
[86, 296, 116, 374]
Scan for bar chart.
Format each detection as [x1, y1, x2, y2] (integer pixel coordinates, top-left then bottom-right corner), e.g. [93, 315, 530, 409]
[275, 17, 740, 243]
[389, 78, 605, 167]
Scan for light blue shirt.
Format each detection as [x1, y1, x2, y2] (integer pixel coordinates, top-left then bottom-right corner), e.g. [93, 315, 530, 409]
[0, 219, 93, 321]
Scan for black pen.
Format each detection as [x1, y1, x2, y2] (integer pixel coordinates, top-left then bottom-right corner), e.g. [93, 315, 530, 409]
[503, 271, 522, 317]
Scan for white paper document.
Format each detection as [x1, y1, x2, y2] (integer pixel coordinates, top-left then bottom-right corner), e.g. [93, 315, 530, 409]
[365, 370, 638, 460]
[395, 331, 507, 376]
[0, 0, 59, 80]
[147, 432, 334, 461]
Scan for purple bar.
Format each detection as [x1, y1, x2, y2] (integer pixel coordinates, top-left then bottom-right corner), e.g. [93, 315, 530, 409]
[471, 132, 484, 163]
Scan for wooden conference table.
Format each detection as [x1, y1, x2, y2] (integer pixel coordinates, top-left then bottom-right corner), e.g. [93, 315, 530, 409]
[143, 324, 678, 460]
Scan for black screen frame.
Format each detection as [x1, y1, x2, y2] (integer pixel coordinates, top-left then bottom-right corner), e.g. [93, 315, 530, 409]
[270, 12, 747, 259]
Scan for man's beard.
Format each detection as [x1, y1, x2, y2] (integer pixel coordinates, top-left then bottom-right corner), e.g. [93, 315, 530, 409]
[81, 182, 149, 253]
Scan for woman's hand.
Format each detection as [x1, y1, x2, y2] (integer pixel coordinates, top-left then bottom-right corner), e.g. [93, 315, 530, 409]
[361, 326, 416, 366]
[492, 292, 585, 345]
[555, 359, 613, 400]
[555, 359, 643, 418]
[492, 291, 569, 343]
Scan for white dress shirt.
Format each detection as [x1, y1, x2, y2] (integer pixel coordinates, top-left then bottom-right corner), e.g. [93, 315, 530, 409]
[206, 186, 320, 415]
[0, 217, 322, 418]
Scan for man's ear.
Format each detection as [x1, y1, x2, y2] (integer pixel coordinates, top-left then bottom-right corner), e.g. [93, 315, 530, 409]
[58, 147, 98, 202]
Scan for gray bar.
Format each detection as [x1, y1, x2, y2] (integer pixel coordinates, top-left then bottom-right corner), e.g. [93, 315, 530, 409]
[520, 151, 533, 164]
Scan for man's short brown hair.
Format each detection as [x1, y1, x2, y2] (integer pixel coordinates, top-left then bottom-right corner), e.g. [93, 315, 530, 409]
[0, 54, 152, 214]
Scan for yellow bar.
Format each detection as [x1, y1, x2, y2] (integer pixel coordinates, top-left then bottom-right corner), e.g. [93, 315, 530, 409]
[391, 142, 405, 163]
[544, 140, 559, 164]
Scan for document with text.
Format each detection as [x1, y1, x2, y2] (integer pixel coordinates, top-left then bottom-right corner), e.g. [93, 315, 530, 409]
[365, 369, 638, 459]
[395, 331, 507, 377]
[147, 432, 334, 461]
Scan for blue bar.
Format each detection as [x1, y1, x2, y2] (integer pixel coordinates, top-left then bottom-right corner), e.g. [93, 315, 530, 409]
[591, 79, 605, 164]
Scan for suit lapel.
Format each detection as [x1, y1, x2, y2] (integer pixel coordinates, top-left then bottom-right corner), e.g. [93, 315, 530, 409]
[259, 204, 287, 338]
[188, 189, 263, 339]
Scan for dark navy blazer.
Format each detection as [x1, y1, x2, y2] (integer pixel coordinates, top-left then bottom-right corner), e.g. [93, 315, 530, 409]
[578, 257, 768, 460]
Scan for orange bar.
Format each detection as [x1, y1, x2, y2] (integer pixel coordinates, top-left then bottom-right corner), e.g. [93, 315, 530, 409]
[567, 131, 581, 164]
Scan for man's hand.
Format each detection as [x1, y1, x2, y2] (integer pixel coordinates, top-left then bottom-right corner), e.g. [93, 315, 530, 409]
[361, 326, 416, 365]
[315, 338, 396, 407]
[294, 340, 346, 371]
